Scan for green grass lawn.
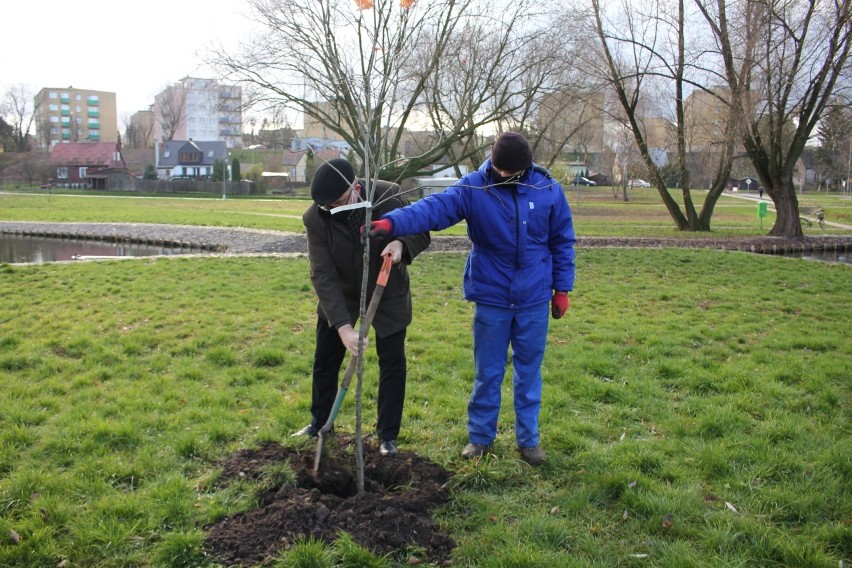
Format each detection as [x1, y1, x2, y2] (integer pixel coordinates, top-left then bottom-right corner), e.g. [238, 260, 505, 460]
[0, 248, 849, 567]
[0, 189, 850, 566]
[3, 186, 851, 237]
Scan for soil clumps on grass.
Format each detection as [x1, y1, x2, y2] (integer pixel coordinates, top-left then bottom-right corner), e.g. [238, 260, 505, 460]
[204, 436, 455, 566]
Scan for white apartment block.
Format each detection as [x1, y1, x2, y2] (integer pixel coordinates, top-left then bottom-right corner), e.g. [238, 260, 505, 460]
[153, 77, 243, 149]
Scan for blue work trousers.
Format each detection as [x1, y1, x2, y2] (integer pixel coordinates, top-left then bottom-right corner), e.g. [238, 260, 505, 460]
[469, 301, 550, 449]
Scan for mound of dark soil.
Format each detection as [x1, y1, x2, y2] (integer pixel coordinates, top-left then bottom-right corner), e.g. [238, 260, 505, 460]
[204, 436, 455, 566]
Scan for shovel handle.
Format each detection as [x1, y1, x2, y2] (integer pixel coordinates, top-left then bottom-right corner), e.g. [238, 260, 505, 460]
[318, 254, 393, 432]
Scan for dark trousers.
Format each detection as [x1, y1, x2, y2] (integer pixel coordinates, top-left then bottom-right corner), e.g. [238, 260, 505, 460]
[311, 319, 407, 441]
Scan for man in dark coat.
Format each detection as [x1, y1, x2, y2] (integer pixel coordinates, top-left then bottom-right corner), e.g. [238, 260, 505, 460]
[296, 158, 430, 456]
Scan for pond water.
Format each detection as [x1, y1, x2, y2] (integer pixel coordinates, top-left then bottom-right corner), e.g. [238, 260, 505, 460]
[0, 234, 193, 264]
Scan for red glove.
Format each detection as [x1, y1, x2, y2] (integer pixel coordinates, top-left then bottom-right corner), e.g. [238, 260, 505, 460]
[368, 219, 393, 238]
[551, 291, 569, 319]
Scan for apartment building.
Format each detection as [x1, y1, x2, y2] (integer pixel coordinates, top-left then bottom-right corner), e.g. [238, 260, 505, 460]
[535, 91, 605, 156]
[152, 77, 243, 148]
[33, 87, 118, 149]
[684, 88, 733, 152]
[127, 108, 155, 149]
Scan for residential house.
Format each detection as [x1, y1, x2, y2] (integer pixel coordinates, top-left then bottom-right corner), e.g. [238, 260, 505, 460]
[48, 141, 127, 189]
[155, 140, 228, 179]
[282, 149, 308, 183]
[34, 87, 118, 150]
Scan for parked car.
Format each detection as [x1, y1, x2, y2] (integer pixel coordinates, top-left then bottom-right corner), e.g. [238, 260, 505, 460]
[572, 176, 597, 186]
[628, 179, 651, 188]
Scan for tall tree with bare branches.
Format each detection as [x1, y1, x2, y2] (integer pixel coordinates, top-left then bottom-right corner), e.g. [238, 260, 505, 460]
[1, 84, 38, 152]
[154, 86, 187, 142]
[209, 0, 566, 182]
[695, 0, 852, 237]
[587, 0, 736, 230]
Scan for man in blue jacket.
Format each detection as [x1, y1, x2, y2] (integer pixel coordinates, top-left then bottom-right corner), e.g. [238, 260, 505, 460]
[369, 132, 576, 465]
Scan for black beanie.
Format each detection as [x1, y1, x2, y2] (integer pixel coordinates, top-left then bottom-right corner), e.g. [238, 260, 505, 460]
[491, 132, 533, 172]
[311, 158, 355, 205]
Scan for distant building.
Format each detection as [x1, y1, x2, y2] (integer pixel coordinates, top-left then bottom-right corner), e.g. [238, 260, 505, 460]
[34, 87, 118, 150]
[48, 141, 127, 189]
[684, 88, 732, 152]
[534, 91, 605, 156]
[282, 149, 309, 183]
[128, 108, 155, 149]
[302, 100, 351, 141]
[155, 139, 229, 179]
[152, 77, 243, 149]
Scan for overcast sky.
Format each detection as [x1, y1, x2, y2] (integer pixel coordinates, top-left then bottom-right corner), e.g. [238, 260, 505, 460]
[4, 0, 258, 121]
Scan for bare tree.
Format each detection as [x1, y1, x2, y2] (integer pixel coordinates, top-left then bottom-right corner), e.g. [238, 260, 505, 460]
[209, 0, 562, 182]
[0, 116, 13, 152]
[37, 117, 56, 151]
[2, 84, 38, 152]
[154, 85, 186, 142]
[587, 0, 736, 230]
[209, 0, 577, 490]
[816, 101, 852, 189]
[695, 0, 852, 237]
[123, 111, 156, 149]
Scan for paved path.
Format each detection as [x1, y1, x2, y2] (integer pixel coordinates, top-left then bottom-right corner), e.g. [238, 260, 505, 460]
[722, 192, 852, 231]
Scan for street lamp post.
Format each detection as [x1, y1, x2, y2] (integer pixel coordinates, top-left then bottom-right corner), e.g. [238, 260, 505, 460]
[222, 153, 229, 200]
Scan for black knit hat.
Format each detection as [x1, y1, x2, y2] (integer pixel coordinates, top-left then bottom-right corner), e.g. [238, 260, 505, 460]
[491, 132, 533, 172]
[311, 159, 355, 205]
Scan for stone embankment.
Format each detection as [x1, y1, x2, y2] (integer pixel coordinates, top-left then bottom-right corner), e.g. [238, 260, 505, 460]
[1, 221, 851, 257]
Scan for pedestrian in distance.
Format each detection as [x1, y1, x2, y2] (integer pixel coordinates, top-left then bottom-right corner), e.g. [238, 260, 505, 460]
[296, 158, 431, 457]
[368, 132, 576, 465]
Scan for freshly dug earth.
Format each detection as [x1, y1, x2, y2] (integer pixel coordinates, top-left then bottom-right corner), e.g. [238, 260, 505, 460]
[204, 435, 455, 566]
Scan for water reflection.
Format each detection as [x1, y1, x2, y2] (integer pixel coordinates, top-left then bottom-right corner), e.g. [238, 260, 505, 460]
[0, 234, 191, 264]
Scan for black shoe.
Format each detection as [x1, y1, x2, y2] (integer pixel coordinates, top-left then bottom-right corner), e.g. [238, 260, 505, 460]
[379, 440, 399, 456]
[518, 446, 546, 466]
[292, 424, 334, 438]
[292, 424, 318, 437]
[461, 443, 489, 459]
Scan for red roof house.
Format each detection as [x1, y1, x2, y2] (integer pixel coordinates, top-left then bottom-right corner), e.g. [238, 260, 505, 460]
[48, 142, 127, 189]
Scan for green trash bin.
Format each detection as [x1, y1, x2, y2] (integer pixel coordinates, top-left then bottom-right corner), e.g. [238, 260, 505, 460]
[757, 202, 768, 229]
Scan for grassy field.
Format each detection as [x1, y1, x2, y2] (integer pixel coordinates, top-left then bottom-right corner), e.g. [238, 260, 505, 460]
[0, 190, 850, 567]
[2, 186, 851, 238]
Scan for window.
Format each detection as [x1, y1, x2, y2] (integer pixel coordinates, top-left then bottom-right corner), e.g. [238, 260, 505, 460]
[49, 92, 58, 99]
[179, 152, 201, 163]
[79, 167, 87, 178]
[49, 104, 58, 111]
[50, 116, 59, 123]
[164, 151, 170, 158]
[57, 167, 68, 179]
[76, 94, 81, 101]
